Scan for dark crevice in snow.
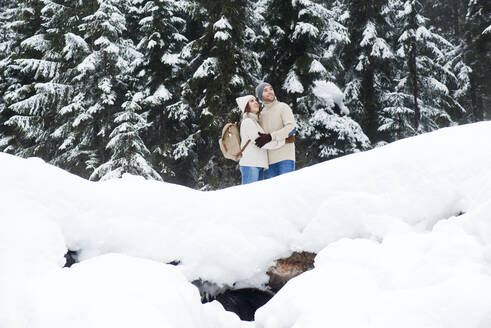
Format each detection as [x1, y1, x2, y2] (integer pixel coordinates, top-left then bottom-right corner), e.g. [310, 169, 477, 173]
[194, 280, 274, 321]
[192, 252, 316, 321]
[64, 250, 78, 268]
[210, 288, 274, 321]
[60, 252, 314, 319]
[167, 260, 181, 266]
[214, 288, 274, 321]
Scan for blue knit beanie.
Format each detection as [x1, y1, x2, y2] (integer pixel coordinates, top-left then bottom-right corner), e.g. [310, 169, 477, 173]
[255, 82, 271, 102]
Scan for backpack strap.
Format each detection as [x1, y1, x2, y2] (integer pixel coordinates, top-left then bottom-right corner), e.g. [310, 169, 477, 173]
[235, 140, 251, 159]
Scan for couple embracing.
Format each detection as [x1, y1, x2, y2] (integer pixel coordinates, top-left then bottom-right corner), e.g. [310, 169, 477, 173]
[235, 82, 296, 185]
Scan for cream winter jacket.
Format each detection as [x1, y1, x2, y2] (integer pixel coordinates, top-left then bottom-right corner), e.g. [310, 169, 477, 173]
[239, 113, 285, 168]
[259, 98, 296, 165]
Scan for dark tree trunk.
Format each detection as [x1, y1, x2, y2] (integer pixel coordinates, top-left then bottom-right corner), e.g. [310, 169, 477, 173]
[408, 43, 420, 131]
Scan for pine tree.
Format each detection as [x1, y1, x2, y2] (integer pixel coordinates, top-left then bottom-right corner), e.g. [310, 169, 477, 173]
[379, 0, 467, 138]
[422, 0, 473, 125]
[419, 0, 490, 123]
[0, 1, 19, 151]
[1, 0, 63, 159]
[424, 0, 467, 42]
[131, 0, 194, 185]
[303, 81, 371, 161]
[2, 0, 107, 177]
[35, 0, 99, 176]
[180, 0, 261, 189]
[259, 0, 369, 164]
[259, 0, 326, 100]
[69, 0, 151, 180]
[258, 0, 308, 105]
[341, 0, 395, 144]
[463, 0, 491, 120]
[90, 91, 161, 180]
[1, 0, 97, 172]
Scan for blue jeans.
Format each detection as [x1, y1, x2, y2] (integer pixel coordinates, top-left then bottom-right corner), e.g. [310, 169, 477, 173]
[240, 166, 264, 184]
[265, 160, 295, 179]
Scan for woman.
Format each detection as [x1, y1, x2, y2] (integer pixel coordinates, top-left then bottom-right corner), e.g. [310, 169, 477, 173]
[235, 95, 285, 184]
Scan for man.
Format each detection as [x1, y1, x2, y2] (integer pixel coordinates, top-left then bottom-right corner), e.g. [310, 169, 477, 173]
[254, 82, 296, 178]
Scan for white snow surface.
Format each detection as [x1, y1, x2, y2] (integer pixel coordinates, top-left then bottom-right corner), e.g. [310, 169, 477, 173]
[2, 121, 491, 327]
[283, 70, 304, 94]
[308, 59, 327, 74]
[213, 16, 232, 31]
[313, 80, 349, 115]
[193, 57, 217, 79]
[214, 31, 231, 41]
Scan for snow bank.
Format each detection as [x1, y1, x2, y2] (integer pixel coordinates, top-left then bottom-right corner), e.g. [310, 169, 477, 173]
[2, 122, 491, 286]
[0, 214, 67, 327]
[2, 253, 244, 328]
[256, 212, 491, 327]
[1, 121, 491, 327]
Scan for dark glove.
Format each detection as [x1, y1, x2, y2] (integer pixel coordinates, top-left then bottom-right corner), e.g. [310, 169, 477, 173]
[255, 132, 272, 148]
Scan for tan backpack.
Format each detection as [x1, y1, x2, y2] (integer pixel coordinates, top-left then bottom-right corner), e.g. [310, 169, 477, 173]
[219, 122, 251, 162]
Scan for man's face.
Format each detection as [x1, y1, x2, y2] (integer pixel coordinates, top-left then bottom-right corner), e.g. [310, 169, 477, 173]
[262, 85, 275, 103]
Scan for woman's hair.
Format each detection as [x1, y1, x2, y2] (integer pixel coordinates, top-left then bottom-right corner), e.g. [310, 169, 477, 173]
[244, 103, 251, 113]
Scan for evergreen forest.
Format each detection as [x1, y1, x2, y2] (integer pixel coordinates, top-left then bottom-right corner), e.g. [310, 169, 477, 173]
[0, 0, 489, 189]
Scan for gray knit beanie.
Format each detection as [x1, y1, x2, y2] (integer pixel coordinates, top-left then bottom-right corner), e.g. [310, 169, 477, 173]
[255, 82, 271, 102]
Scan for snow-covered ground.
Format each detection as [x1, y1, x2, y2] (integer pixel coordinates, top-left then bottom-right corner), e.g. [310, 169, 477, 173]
[1, 121, 491, 327]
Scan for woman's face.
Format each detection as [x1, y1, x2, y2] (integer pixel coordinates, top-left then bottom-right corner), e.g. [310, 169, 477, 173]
[248, 97, 260, 114]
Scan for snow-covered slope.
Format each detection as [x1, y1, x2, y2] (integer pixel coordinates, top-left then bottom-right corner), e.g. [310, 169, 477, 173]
[1, 121, 491, 327]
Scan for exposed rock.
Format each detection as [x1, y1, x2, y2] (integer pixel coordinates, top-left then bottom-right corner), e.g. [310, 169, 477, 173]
[64, 250, 78, 268]
[267, 251, 316, 292]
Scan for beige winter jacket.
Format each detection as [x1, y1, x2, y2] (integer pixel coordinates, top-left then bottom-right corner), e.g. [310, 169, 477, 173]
[259, 99, 296, 165]
[239, 113, 285, 168]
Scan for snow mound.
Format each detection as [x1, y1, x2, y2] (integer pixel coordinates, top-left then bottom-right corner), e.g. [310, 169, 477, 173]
[1, 253, 244, 328]
[1, 121, 491, 327]
[256, 210, 491, 327]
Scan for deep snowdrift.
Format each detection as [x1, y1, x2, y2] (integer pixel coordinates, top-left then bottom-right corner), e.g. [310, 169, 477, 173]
[1, 121, 491, 327]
